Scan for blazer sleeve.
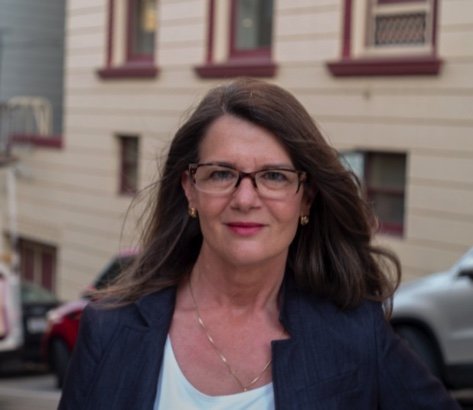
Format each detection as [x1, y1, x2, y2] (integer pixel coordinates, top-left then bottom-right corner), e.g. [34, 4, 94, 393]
[374, 305, 461, 409]
[57, 304, 109, 410]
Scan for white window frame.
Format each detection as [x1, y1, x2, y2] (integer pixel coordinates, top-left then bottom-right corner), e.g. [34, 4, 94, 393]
[352, 0, 435, 59]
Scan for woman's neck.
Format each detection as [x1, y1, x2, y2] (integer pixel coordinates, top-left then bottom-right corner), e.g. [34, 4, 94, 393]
[189, 250, 286, 312]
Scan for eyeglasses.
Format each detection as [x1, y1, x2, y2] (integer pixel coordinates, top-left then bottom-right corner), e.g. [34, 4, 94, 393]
[188, 162, 307, 199]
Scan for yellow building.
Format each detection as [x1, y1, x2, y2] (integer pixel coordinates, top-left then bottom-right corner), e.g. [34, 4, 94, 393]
[4, 0, 473, 299]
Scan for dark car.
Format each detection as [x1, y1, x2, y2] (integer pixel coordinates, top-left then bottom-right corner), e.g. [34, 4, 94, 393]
[0, 280, 59, 367]
[20, 281, 60, 362]
[42, 252, 136, 387]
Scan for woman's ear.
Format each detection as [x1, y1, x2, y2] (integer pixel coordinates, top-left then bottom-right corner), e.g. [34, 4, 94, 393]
[302, 187, 316, 216]
[181, 171, 196, 207]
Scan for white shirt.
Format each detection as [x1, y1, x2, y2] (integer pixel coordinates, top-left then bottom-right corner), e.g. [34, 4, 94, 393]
[154, 336, 275, 410]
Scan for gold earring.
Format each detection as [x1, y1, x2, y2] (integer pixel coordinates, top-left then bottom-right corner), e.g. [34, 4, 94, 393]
[188, 207, 197, 218]
[300, 215, 309, 226]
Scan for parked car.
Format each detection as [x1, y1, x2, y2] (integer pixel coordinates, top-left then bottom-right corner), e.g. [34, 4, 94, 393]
[0, 274, 60, 367]
[42, 252, 136, 387]
[20, 281, 61, 363]
[391, 247, 473, 389]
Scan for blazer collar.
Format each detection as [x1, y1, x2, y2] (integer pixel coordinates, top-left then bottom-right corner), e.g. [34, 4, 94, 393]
[134, 285, 177, 327]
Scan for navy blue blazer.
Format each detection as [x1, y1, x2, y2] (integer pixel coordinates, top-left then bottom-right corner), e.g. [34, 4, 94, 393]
[59, 276, 460, 409]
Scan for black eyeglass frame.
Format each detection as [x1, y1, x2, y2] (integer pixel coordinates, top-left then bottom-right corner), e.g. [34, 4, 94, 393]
[188, 162, 307, 194]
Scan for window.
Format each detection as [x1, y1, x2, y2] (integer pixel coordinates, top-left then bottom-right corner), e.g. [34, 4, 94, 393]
[18, 238, 57, 292]
[127, 0, 157, 63]
[327, 0, 441, 76]
[118, 135, 139, 195]
[230, 0, 273, 59]
[342, 151, 407, 236]
[195, 0, 276, 78]
[98, 0, 158, 79]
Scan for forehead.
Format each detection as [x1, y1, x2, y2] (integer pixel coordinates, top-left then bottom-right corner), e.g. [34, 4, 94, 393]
[199, 115, 293, 167]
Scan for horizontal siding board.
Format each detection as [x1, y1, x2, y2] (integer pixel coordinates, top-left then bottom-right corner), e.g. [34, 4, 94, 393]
[277, 10, 340, 37]
[67, 11, 105, 30]
[298, 93, 473, 122]
[324, 122, 473, 153]
[66, 91, 202, 112]
[278, 0, 338, 10]
[440, 0, 473, 27]
[276, 38, 339, 62]
[160, 22, 205, 43]
[439, 30, 473, 58]
[408, 214, 473, 249]
[160, 0, 206, 21]
[408, 184, 473, 217]
[410, 154, 473, 185]
[65, 112, 183, 134]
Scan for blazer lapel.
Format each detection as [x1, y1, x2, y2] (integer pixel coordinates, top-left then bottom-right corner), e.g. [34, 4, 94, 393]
[91, 287, 176, 410]
[272, 275, 362, 410]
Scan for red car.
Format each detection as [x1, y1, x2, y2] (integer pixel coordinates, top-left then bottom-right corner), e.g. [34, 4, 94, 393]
[42, 252, 136, 387]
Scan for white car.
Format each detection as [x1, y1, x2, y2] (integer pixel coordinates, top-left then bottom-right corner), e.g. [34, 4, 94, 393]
[392, 247, 473, 389]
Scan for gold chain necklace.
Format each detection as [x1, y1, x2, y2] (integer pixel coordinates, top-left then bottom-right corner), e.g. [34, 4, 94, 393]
[188, 279, 273, 392]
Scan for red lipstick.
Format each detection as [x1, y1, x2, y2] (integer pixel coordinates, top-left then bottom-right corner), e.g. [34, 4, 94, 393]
[226, 222, 265, 236]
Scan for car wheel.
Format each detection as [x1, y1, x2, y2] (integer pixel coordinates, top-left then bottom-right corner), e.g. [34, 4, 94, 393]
[51, 339, 71, 388]
[395, 325, 443, 381]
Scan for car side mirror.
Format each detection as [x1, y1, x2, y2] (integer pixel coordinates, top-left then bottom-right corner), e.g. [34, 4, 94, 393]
[459, 268, 473, 281]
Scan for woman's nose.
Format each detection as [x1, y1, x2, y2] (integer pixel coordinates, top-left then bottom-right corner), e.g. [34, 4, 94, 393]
[231, 177, 261, 209]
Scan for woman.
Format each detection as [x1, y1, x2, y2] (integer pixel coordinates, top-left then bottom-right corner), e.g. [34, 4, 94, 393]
[59, 79, 460, 409]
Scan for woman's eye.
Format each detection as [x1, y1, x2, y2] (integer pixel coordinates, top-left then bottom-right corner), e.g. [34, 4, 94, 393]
[261, 171, 288, 182]
[209, 170, 234, 181]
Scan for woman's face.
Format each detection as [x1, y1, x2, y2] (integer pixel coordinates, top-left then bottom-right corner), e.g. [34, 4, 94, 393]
[182, 114, 311, 270]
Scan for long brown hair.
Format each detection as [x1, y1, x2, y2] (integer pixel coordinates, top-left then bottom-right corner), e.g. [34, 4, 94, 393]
[103, 78, 401, 312]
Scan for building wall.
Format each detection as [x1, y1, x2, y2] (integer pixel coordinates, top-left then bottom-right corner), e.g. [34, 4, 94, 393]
[7, 0, 473, 299]
[0, 0, 65, 134]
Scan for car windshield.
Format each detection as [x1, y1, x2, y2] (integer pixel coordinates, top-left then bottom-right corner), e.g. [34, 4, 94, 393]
[21, 282, 57, 304]
[456, 247, 473, 272]
[93, 256, 135, 290]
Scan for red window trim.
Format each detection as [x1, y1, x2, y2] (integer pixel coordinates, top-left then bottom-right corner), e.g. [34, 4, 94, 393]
[195, 60, 277, 78]
[97, 0, 159, 80]
[327, 0, 442, 77]
[327, 56, 441, 77]
[97, 64, 158, 79]
[195, 0, 276, 79]
[377, 0, 424, 3]
[10, 133, 63, 149]
[378, 221, 404, 236]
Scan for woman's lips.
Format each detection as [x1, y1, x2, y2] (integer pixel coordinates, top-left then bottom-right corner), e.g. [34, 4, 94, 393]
[226, 222, 265, 236]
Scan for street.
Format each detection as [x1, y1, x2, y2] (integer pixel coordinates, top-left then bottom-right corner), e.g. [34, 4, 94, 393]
[0, 367, 60, 410]
[0, 367, 472, 409]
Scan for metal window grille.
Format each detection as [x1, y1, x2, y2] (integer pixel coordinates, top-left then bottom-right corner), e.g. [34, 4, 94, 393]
[374, 12, 427, 45]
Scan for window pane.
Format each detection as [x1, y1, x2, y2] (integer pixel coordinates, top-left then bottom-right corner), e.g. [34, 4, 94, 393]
[119, 136, 139, 194]
[131, 0, 156, 56]
[17, 239, 57, 292]
[235, 0, 273, 51]
[367, 153, 406, 190]
[340, 151, 365, 180]
[370, 192, 404, 226]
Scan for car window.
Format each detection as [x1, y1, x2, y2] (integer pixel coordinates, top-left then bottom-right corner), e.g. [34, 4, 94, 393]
[456, 249, 473, 272]
[93, 256, 135, 290]
[21, 282, 58, 304]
